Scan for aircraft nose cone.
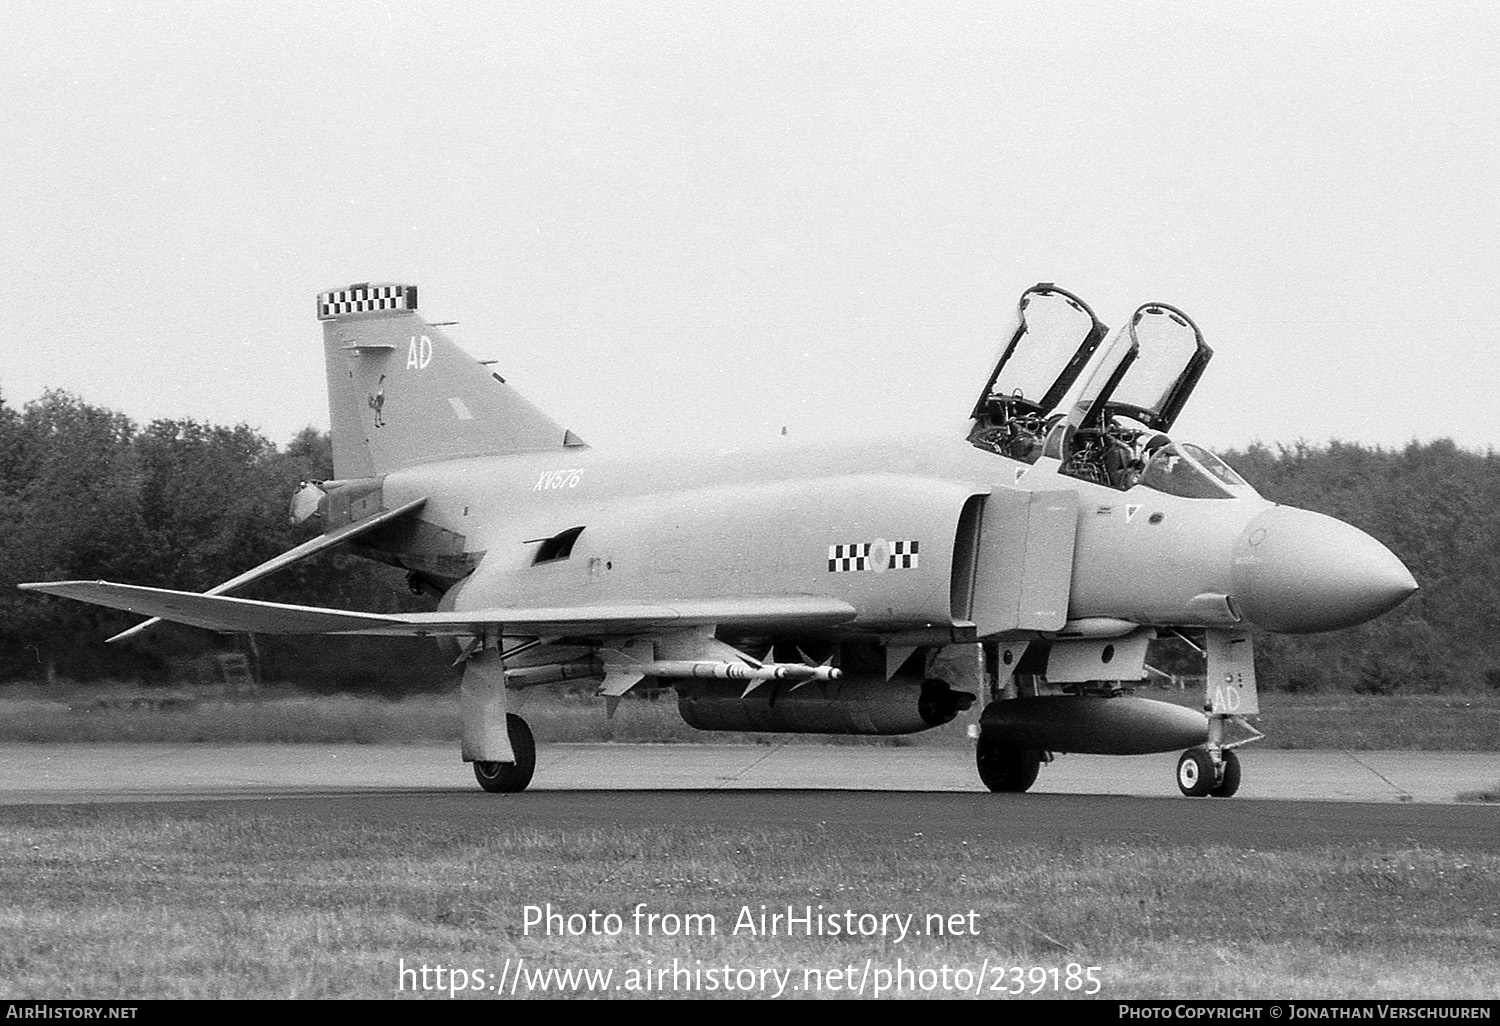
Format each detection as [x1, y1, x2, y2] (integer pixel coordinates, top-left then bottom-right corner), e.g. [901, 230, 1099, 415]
[1232, 507, 1417, 633]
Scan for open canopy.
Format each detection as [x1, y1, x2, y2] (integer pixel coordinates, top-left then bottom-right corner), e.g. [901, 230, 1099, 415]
[1090, 303, 1211, 434]
[968, 284, 1108, 461]
[971, 284, 1108, 421]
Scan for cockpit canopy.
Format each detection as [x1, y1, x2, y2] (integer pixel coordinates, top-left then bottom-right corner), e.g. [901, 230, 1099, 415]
[1097, 304, 1212, 434]
[968, 289, 1253, 500]
[967, 284, 1108, 463]
[1049, 303, 1250, 499]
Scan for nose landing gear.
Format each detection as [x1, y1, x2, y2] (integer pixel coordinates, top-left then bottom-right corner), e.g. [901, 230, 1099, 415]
[1173, 628, 1260, 797]
[1176, 697, 1254, 796]
[1176, 745, 1240, 797]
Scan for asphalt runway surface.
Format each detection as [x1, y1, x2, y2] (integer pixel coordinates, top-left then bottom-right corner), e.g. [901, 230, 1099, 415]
[2, 743, 1496, 849]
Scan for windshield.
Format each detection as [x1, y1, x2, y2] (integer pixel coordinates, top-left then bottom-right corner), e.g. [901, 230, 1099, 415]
[1139, 442, 1234, 500]
[1179, 443, 1249, 488]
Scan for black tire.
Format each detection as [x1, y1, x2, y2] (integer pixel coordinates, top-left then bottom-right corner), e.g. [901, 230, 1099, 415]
[1209, 748, 1241, 798]
[976, 734, 1042, 793]
[1176, 747, 1215, 797]
[472, 713, 536, 793]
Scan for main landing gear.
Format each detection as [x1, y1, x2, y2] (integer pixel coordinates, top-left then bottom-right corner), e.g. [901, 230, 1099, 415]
[472, 713, 536, 793]
[975, 733, 1044, 793]
[1175, 746, 1240, 798]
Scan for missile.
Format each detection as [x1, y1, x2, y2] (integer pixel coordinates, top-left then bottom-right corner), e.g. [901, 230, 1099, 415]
[501, 658, 842, 689]
[635, 660, 842, 683]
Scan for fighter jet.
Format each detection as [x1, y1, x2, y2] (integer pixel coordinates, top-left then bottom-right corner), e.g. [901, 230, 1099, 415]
[21, 282, 1417, 797]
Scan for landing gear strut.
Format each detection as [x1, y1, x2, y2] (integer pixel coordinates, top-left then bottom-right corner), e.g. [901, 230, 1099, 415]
[1173, 627, 1260, 797]
[976, 733, 1043, 793]
[473, 713, 536, 793]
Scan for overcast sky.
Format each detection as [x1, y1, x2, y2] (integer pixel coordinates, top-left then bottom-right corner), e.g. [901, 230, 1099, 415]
[4, 1, 1496, 457]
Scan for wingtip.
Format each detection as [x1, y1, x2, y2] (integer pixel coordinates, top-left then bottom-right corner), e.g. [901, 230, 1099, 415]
[17, 580, 107, 593]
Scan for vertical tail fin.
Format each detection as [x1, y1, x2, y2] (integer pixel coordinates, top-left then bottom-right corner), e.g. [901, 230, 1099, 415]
[317, 283, 584, 478]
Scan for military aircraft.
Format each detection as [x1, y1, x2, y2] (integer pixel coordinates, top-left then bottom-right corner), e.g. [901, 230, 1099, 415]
[21, 282, 1418, 797]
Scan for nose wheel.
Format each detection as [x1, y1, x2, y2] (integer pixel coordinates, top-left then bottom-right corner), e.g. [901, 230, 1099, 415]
[1176, 746, 1240, 797]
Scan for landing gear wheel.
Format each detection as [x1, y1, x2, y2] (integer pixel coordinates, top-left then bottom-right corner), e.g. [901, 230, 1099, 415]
[976, 734, 1043, 793]
[473, 713, 536, 793]
[1209, 748, 1241, 798]
[1176, 747, 1215, 797]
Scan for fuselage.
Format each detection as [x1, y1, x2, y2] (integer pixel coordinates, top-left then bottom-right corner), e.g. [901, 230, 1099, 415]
[377, 431, 1415, 639]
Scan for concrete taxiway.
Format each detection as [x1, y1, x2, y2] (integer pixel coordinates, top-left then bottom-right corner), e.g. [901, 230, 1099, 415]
[0, 741, 1493, 805]
[0, 741, 1494, 852]
[2, 743, 1496, 850]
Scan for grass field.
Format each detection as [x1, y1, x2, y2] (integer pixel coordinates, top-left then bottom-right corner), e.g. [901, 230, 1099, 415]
[0, 807, 1495, 1000]
[0, 682, 1496, 750]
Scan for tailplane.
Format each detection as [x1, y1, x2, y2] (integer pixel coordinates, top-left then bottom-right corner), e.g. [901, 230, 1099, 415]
[318, 283, 584, 477]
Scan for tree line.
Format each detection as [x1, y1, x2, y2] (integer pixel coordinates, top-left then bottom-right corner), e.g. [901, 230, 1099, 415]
[0, 388, 1495, 692]
[0, 390, 445, 690]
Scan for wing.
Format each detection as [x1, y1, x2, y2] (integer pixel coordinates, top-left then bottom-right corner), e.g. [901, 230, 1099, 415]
[18, 580, 857, 638]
